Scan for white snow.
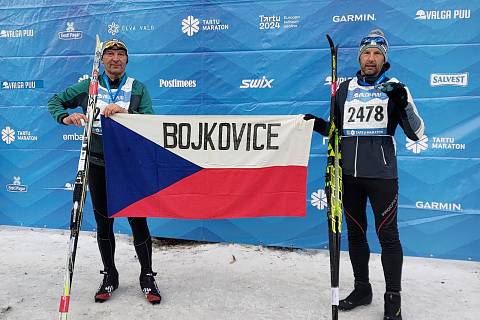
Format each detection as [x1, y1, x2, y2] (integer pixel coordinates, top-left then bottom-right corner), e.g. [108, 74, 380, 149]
[0, 225, 479, 320]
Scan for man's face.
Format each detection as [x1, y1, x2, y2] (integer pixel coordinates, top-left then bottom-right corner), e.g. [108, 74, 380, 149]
[102, 49, 127, 79]
[359, 47, 385, 77]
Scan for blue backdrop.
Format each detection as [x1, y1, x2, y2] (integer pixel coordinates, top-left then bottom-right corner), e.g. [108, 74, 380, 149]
[1, 0, 479, 261]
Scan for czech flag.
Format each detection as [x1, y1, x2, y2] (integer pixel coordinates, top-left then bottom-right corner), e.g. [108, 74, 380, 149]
[102, 114, 314, 219]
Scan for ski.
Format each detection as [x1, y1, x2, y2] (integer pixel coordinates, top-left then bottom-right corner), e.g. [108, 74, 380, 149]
[325, 34, 342, 320]
[58, 34, 103, 320]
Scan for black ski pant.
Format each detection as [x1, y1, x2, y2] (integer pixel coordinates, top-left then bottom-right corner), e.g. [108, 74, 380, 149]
[88, 163, 153, 275]
[342, 175, 403, 292]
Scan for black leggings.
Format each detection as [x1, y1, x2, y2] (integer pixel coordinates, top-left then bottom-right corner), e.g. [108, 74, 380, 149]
[343, 175, 403, 292]
[88, 163, 153, 275]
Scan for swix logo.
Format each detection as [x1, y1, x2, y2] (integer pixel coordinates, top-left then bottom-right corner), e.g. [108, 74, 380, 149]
[406, 135, 428, 154]
[2, 126, 15, 144]
[182, 16, 200, 36]
[311, 189, 328, 210]
[332, 13, 375, 23]
[240, 76, 274, 89]
[6, 176, 27, 193]
[58, 22, 83, 40]
[415, 9, 471, 20]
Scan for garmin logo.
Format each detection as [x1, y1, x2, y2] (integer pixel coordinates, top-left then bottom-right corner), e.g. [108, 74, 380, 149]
[430, 73, 468, 87]
[416, 201, 462, 212]
[240, 76, 274, 89]
[159, 79, 197, 88]
[332, 13, 375, 23]
[415, 9, 471, 20]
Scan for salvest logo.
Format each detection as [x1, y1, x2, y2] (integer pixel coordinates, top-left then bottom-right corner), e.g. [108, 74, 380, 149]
[406, 135, 429, 154]
[415, 9, 471, 20]
[311, 189, 327, 210]
[430, 73, 468, 87]
[6, 176, 27, 193]
[332, 13, 375, 23]
[58, 22, 83, 40]
[240, 76, 274, 89]
[2, 126, 15, 144]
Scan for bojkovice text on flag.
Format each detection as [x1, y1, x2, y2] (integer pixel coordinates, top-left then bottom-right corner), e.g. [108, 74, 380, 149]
[102, 114, 314, 219]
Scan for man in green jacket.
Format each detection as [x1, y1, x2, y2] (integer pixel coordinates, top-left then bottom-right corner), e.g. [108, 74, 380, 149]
[48, 39, 161, 305]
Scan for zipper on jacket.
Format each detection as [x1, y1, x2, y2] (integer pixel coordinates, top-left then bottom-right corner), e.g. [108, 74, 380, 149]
[380, 145, 387, 165]
[354, 136, 358, 177]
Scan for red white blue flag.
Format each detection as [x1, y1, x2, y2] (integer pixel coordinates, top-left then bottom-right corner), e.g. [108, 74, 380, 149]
[102, 114, 314, 219]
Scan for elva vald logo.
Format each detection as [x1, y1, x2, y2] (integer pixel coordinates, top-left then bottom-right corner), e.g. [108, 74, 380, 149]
[311, 189, 328, 210]
[181, 16, 229, 37]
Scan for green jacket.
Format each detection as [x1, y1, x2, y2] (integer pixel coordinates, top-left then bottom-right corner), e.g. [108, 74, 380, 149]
[48, 73, 153, 166]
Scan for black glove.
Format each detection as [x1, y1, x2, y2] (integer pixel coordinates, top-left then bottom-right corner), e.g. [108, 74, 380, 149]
[376, 82, 408, 109]
[304, 114, 329, 136]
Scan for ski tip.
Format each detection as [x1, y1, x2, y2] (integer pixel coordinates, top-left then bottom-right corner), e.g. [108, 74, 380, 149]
[146, 293, 161, 305]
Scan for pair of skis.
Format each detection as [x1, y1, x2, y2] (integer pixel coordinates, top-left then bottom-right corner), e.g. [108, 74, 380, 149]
[58, 35, 103, 320]
[325, 35, 343, 320]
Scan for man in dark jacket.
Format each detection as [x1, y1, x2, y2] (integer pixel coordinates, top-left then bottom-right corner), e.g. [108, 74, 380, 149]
[306, 29, 424, 320]
[48, 39, 161, 305]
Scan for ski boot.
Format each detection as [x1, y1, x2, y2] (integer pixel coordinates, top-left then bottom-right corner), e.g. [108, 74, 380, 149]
[384, 291, 402, 320]
[338, 281, 373, 311]
[140, 272, 161, 305]
[94, 269, 119, 302]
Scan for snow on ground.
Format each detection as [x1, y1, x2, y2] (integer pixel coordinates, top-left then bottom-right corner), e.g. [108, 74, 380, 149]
[0, 225, 479, 320]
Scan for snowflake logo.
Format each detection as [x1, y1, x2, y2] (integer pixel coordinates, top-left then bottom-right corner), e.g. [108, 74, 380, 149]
[2, 126, 15, 144]
[66, 22, 75, 32]
[406, 135, 428, 154]
[78, 74, 89, 82]
[182, 16, 200, 37]
[311, 189, 328, 210]
[108, 22, 119, 36]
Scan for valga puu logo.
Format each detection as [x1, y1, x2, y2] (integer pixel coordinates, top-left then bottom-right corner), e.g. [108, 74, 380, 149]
[240, 76, 275, 89]
[415, 9, 471, 20]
